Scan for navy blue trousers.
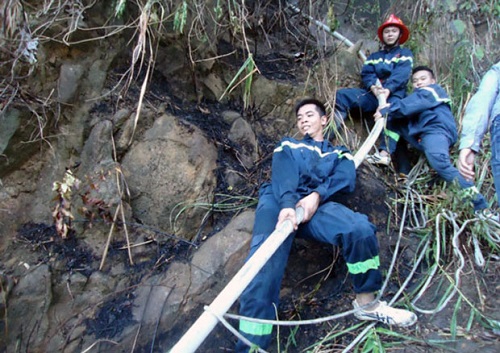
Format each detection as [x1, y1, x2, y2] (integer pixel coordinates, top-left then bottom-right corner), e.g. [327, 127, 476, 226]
[235, 185, 381, 352]
[335, 87, 399, 151]
[491, 115, 500, 203]
[385, 126, 488, 210]
[335, 87, 379, 121]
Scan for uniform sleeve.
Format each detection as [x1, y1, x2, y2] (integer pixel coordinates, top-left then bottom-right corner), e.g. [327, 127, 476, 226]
[382, 48, 413, 95]
[313, 150, 356, 201]
[459, 64, 500, 152]
[361, 53, 379, 89]
[380, 85, 450, 119]
[271, 139, 301, 209]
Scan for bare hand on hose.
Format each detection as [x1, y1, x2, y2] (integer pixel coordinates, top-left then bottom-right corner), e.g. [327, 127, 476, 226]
[374, 103, 391, 121]
[296, 192, 320, 223]
[370, 86, 391, 101]
[277, 208, 298, 230]
[457, 148, 476, 181]
[370, 85, 382, 96]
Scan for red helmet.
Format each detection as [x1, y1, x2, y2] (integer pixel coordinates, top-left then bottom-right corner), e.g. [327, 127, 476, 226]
[377, 14, 410, 45]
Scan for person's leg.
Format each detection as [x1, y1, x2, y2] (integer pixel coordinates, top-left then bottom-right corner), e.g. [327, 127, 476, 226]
[377, 96, 404, 155]
[393, 138, 412, 175]
[368, 119, 405, 166]
[335, 88, 379, 124]
[236, 186, 296, 352]
[489, 114, 500, 204]
[298, 203, 381, 294]
[299, 202, 417, 327]
[420, 134, 488, 210]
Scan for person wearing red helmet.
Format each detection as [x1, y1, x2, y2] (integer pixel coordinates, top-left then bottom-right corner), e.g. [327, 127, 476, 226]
[334, 14, 413, 167]
[377, 14, 410, 47]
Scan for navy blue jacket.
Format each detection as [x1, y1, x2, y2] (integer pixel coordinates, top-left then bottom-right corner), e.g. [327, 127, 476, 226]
[380, 83, 458, 143]
[267, 134, 356, 210]
[361, 46, 413, 99]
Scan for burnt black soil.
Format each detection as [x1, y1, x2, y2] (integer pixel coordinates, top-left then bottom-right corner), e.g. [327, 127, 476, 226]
[16, 223, 95, 277]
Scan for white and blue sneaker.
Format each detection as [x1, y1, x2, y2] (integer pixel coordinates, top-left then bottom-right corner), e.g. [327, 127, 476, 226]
[366, 151, 391, 166]
[353, 300, 417, 327]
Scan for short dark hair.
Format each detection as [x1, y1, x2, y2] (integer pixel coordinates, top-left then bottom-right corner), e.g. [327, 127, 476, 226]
[412, 65, 435, 79]
[294, 98, 326, 116]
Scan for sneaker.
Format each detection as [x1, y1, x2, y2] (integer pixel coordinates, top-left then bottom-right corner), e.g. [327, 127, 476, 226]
[475, 209, 500, 222]
[366, 151, 391, 166]
[353, 300, 417, 327]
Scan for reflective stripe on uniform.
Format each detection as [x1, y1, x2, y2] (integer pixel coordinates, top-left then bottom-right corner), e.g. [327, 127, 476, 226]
[239, 320, 273, 336]
[347, 255, 380, 274]
[384, 128, 400, 142]
[274, 140, 346, 159]
[364, 55, 413, 66]
[421, 86, 451, 105]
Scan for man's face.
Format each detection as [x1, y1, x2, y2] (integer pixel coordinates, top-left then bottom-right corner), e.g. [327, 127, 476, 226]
[382, 26, 401, 46]
[412, 70, 436, 89]
[296, 104, 327, 141]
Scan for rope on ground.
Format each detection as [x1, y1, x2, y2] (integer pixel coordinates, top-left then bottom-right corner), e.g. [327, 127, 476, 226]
[204, 306, 269, 353]
[411, 210, 473, 314]
[341, 323, 376, 353]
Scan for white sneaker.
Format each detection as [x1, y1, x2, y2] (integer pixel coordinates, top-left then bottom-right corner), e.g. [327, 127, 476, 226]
[366, 151, 391, 166]
[353, 300, 417, 327]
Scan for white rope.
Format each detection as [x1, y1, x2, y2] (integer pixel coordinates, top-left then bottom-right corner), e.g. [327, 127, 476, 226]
[203, 306, 269, 353]
[411, 210, 473, 314]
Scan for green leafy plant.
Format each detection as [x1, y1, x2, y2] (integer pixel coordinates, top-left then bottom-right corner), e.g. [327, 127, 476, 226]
[219, 54, 259, 110]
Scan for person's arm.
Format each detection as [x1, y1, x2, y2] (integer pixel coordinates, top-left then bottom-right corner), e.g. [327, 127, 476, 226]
[295, 148, 356, 222]
[270, 138, 303, 229]
[361, 53, 381, 90]
[457, 64, 500, 181]
[381, 48, 413, 96]
[379, 84, 449, 118]
[459, 64, 500, 153]
[312, 148, 356, 201]
[270, 138, 301, 210]
[457, 148, 476, 182]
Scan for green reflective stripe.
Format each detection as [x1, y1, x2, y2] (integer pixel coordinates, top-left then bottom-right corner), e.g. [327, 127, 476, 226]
[347, 256, 380, 274]
[239, 320, 273, 336]
[338, 151, 354, 160]
[384, 128, 400, 142]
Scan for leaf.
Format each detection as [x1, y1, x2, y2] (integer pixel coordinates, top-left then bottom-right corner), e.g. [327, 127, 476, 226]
[452, 19, 466, 35]
[445, 0, 458, 12]
[474, 46, 485, 60]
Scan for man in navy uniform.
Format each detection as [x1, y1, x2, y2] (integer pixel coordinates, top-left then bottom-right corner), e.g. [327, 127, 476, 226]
[235, 98, 417, 352]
